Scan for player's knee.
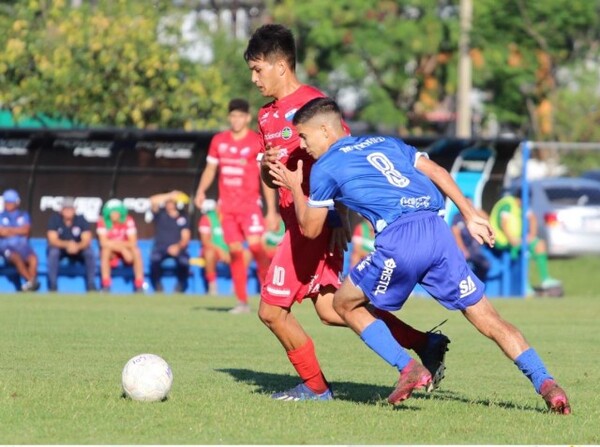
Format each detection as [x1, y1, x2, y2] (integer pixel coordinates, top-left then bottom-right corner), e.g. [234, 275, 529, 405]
[332, 292, 349, 318]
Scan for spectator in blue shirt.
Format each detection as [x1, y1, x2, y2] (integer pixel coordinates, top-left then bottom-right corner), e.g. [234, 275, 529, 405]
[46, 197, 97, 292]
[149, 191, 191, 293]
[0, 189, 40, 291]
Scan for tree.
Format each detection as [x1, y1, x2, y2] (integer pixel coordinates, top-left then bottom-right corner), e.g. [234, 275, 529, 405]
[0, 0, 230, 129]
[471, 0, 600, 138]
[271, 0, 461, 133]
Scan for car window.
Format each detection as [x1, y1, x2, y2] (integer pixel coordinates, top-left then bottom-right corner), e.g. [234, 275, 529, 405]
[544, 186, 600, 206]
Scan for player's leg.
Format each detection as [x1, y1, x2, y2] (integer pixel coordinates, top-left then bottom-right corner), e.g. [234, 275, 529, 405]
[462, 296, 571, 414]
[333, 277, 431, 404]
[81, 246, 97, 291]
[201, 246, 219, 295]
[312, 288, 448, 385]
[174, 251, 190, 292]
[258, 300, 332, 400]
[222, 212, 249, 311]
[130, 246, 145, 291]
[149, 248, 165, 292]
[259, 232, 332, 400]
[240, 209, 271, 285]
[46, 247, 62, 291]
[99, 246, 116, 291]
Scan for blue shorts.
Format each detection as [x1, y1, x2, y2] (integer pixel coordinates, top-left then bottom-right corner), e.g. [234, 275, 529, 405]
[349, 211, 485, 312]
[0, 241, 35, 261]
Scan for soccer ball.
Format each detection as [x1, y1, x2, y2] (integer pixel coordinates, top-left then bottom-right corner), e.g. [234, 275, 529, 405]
[121, 353, 173, 402]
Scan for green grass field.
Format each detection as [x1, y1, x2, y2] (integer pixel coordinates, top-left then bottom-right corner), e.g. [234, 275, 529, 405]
[1, 256, 599, 444]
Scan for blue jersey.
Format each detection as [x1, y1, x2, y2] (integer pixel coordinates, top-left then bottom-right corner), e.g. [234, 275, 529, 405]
[0, 209, 31, 246]
[308, 136, 445, 233]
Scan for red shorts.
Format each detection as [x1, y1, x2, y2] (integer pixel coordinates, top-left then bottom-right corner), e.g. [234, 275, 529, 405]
[261, 225, 343, 307]
[221, 206, 265, 244]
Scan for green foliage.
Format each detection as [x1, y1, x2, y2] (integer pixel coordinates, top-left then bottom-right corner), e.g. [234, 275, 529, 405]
[0, 0, 229, 129]
[272, 0, 460, 131]
[553, 67, 600, 144]
[472, 0, 600, 136]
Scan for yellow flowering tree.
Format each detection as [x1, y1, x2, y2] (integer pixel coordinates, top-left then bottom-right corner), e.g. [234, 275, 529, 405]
[0, 0, 229, 130]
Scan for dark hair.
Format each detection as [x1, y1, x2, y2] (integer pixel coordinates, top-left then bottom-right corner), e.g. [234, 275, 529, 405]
[228, 98, 249, 113]
[244, 24, 296, 71]
[292, 97, 342, 126]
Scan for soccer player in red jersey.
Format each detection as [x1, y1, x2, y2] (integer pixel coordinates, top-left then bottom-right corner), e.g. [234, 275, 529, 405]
[195, 98, 278, 314]
[96, 199, 145, 292]
[244, 24, 450, 400]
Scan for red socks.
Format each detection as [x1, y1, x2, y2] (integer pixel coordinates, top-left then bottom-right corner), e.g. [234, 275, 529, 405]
[229, 250, 248, 304]
[370, 307, 428, 352]
[287, 338, 329, 394]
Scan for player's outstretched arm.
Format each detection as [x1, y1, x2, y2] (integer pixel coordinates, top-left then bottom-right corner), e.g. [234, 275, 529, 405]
[416, 156, 495, 247]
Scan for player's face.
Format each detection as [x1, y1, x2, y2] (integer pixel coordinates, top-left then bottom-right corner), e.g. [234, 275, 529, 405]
[3, 202, 17, 212]
[61, 207, 75, 220]
[247, 57, 280, 98]
[109, 210, 121, 222]
[228, 110, 251, 133]
[296, 121, 329, 159]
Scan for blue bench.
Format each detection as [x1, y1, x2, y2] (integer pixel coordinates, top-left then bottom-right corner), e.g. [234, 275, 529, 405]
[0, 238, 260, 295]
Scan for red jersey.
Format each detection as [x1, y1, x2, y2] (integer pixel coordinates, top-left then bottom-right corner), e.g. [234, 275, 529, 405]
[207, 129, 262, 214]
[96, 215, 137, 241]
[257, 85, 326, 226]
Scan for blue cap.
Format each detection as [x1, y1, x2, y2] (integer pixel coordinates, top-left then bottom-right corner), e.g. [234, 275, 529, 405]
[2, 189, 20, 203]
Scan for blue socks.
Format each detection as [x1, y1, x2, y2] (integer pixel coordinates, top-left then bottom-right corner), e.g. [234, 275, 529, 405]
[514, 348, 554, 393]
[360, 319, 412, 371]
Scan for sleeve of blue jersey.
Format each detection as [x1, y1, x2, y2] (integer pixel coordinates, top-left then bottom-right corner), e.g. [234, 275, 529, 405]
[307, 162, 337, 208]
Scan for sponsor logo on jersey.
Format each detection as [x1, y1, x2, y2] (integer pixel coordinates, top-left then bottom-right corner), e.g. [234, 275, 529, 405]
[277, 148, 289, 160]
[221, 166, 245, 176]
[399, 196, 431, 209]
[339, 137, 386, 153]
[459, 275, 477, 298]
[356, 253, 373, 272]
[240, 146, 251, 157]
[374, 257, 396, 295]
[284, 108, 297, 121]
[281, 127, 293, 140]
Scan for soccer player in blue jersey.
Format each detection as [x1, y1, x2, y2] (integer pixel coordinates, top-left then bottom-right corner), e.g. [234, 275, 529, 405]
[268, 97, 571, 414]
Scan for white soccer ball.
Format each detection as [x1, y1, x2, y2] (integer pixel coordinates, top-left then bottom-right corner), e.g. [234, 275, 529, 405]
[121, 353, 173, 402]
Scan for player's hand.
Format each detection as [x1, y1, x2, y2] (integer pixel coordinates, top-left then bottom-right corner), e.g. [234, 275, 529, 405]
[66, 241, 79, 255]
[194, 191, 206, 210]
[269, 160, 303, 192]
[262, 143, 280, 165]
[329, 226, 350, 255]
[466, 215, 495, 248]
[167, 244, 180, 257]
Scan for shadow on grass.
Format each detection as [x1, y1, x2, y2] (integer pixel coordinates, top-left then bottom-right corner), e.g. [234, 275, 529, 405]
[189, 306, 232, 313]
[217, 368, 546, 413]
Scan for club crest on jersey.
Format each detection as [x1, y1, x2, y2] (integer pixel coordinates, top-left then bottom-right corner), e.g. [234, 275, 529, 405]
[277, 148, 289, 160]
[281, 127, 293, 140]
[284, 108, 298, 121]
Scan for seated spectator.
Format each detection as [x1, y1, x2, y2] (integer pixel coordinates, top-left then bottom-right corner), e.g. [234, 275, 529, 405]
[490, 190, 563, 295]
[262, 216, 285, 260]
[149, 191, 191, 293]
[0, 189, 40, 291]
[97, 199, 145, 292]
[451, 198, 490, 282]
[350, 217, 375, 268]
[46, 196, 97, 292]
[197, 202, 250, 295]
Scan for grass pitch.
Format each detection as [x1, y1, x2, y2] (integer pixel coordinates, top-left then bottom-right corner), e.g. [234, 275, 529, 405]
[0, 256, 599, 444]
